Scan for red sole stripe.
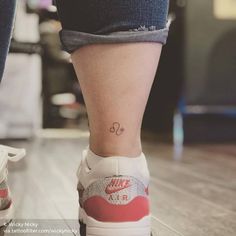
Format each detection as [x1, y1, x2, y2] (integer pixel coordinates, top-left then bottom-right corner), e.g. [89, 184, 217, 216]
[84, 196, 149, 222]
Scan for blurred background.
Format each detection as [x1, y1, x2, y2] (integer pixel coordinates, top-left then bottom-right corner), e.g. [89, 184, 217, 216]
[1, 0, 236, 144]
[0, 0, 236, 235]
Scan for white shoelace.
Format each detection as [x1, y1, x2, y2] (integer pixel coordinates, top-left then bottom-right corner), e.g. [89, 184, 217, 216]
[0, 145, 26, 183]
[0, 145, 26, 162]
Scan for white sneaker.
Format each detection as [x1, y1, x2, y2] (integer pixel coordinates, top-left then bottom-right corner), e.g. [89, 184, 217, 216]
[77, 146, 151, 236]
[0, 145, 26, 226]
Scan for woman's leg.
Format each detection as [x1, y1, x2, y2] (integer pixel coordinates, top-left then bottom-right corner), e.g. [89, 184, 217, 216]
[0, 0, 16, 82]
[55, 0, 169, 157]
[55, 1, 169, 235]
[71, 42, 162, 157]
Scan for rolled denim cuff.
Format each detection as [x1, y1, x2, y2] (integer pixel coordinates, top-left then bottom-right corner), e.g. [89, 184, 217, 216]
[60, 25, 169, 53]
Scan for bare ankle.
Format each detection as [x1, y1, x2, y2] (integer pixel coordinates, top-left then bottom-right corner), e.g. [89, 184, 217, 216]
[89, 142, 142, 158]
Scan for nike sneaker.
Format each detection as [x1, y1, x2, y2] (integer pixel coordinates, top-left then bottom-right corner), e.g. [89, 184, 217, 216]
[77, 146, 150, 236]
[0, 145, 26, 226]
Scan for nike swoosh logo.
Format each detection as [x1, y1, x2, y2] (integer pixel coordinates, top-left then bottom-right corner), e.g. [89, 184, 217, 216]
[105, 184, 131, 194]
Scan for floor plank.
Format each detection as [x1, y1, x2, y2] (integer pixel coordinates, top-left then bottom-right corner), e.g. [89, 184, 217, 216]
[147, 153, 236, 212]
[151, 178, 236, 236]
[143, 142, 236, 190]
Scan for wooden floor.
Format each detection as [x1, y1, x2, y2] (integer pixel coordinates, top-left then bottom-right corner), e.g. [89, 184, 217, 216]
[1, 134, 236, 235]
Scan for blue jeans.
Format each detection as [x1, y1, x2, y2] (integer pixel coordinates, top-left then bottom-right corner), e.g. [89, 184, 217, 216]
[0, 0, 16, 82]
[55, 0, 170, 53]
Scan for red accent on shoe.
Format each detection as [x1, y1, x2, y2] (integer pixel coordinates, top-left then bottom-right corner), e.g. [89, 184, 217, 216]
[84, 196, 149, 222]
[0, 189, 8, 198]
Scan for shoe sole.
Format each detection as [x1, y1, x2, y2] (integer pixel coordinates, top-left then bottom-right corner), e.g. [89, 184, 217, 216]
[79, 207, 151, 236]
[0, 203, 14, 227]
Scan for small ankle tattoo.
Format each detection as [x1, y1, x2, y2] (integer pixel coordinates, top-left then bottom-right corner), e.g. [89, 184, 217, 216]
[109, 122, 125, 136]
